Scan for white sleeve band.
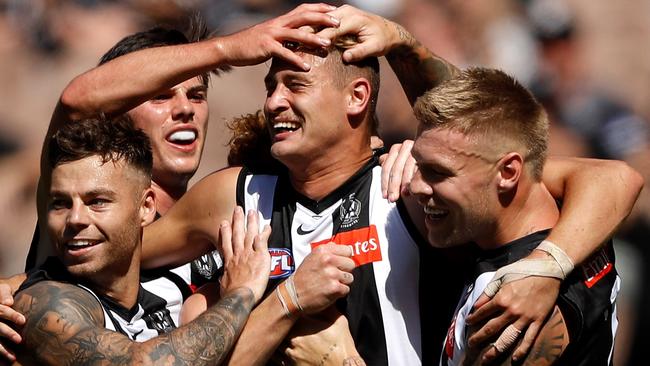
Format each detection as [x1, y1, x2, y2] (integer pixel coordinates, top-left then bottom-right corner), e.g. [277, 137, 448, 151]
[536, 240, 575, 278]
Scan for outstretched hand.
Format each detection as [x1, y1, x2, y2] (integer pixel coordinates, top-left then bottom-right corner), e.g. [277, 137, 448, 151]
[218, 207, 271, 304]
[219, 3, 340, 71]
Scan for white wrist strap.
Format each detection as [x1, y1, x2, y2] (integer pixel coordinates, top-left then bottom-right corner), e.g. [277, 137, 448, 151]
[483, 258, 565, 298]
[536, 240, 575, 278]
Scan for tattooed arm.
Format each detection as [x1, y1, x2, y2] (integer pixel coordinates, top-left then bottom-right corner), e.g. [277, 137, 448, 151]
[463, 307, 569, 366]
[11, 281, 256, 366]
[321, 5, 460, 105]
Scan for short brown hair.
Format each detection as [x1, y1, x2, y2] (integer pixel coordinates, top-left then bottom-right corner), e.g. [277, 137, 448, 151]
[414, 68, 548, 180]
[48, 115, 153, 180]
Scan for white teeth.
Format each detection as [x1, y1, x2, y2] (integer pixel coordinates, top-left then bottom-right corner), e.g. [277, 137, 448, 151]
[273, 122, 300, 130]
[67, 240, 97, 248]
[424, 206, 447, 216]
[168, 130, 196, 142]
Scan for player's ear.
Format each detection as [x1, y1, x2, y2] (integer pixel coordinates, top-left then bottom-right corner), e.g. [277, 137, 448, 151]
[140, 188, 156, 227]
[496, 152, 523, 193]
[346, 77, 371, 118]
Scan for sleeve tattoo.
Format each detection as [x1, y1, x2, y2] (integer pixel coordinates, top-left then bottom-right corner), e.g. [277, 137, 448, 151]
[13, 281, 256, 365]
[385, 22, 460, 105]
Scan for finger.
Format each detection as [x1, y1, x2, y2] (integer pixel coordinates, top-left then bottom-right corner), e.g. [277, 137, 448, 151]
[270, 43, 312, 71]
[342, 42, 384, 63]
[0, 341, 16, 363]
[282, 11, 340, 30]
[380, 144, 401, 198]
[401, 156, 417, 196]
[388, 140, 414, 202]
[255, 224, 272, 252]
[481, 324, 524, 364]
[0, 305, 25, 326]
[332, 255, 356, 273]
[219, 220, 233, 261]
[245, 210, 259, 248]
[231, 206, 246, 254]
[0, 321, 22, 344]
[0, 286, 12, 306]
[466, 294, 499, 325]
[512, 321, 541, 362]
[467, 312, 513, 349]
[340, 271, 354, 285]
[286, 2, 337, 16]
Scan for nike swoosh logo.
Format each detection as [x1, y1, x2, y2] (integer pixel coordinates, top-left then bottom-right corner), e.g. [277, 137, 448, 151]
[131, 328, 144, 340]
[296, 224, 316, 235]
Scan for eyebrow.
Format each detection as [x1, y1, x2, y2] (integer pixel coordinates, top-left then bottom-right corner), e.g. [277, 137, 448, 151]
[49, 188, 116, 198]
[187, 85, 208, 93]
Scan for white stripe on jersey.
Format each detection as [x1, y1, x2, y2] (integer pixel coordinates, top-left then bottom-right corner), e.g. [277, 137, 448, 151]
[242, 166, 422, 365]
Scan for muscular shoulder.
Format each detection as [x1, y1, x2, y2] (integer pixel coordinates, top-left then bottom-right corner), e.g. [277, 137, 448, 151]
[14, 280, 105, 329]
[12, 281, 110, 364]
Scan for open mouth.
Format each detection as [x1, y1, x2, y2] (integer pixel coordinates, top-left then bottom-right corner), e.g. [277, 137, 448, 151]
[273, 121, 301, 134]
[66, 239, 101, 253]
[167, 130, 197, 145]
[424, 206, 449, 220]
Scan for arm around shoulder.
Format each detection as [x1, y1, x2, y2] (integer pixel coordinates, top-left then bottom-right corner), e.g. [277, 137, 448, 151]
[542, 157, 644, 265]
[141, 167, 241, 269]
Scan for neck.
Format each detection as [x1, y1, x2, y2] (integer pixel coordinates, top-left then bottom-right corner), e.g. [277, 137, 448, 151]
[80, 247, 142, 309]
[151, 180, 186, 215]
[479, 181, 559, 249]
[287, 149, 373, 201]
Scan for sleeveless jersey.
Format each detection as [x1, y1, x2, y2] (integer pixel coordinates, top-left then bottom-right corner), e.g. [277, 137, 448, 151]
[21, 257, 186, 341]
[441, 230, 619, 366]
[237, 157, 435, 365]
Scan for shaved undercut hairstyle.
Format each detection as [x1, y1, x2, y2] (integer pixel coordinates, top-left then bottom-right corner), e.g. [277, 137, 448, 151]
[48, 115, 153, 183]
[414, 67, 549, 180]
[328, 36, 381, 134]
[288, 35, 380, 134]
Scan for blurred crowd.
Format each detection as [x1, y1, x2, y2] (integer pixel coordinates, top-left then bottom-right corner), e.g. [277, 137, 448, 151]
[0, 0, 648, 364]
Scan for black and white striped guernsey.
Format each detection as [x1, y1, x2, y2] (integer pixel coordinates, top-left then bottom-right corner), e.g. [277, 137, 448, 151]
[237, 156, 438, 365]
[20, 257, 187, 342]
[441, 230, 619, 366]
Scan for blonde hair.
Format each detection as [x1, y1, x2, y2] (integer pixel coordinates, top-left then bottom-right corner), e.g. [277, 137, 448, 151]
[414, 68, 548, 180]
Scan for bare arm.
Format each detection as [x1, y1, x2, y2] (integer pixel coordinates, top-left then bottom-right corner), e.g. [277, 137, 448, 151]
[141, 167, 240, 269]
[541, 157, 644, 264]
[49, 3, 341, 134]
[12, 281, 255, 366]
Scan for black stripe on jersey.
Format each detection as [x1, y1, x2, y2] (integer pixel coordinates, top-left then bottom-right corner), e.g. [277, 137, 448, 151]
[330, 159, 387, 366]
[396, 200, 475, 365]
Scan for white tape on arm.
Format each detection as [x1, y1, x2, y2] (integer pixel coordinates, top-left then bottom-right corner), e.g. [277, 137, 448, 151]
[483, 258, 565, 298]
[536, 240, 575, 278]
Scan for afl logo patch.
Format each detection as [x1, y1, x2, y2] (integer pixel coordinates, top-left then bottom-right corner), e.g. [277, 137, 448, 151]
[269, 248, 295, 279]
